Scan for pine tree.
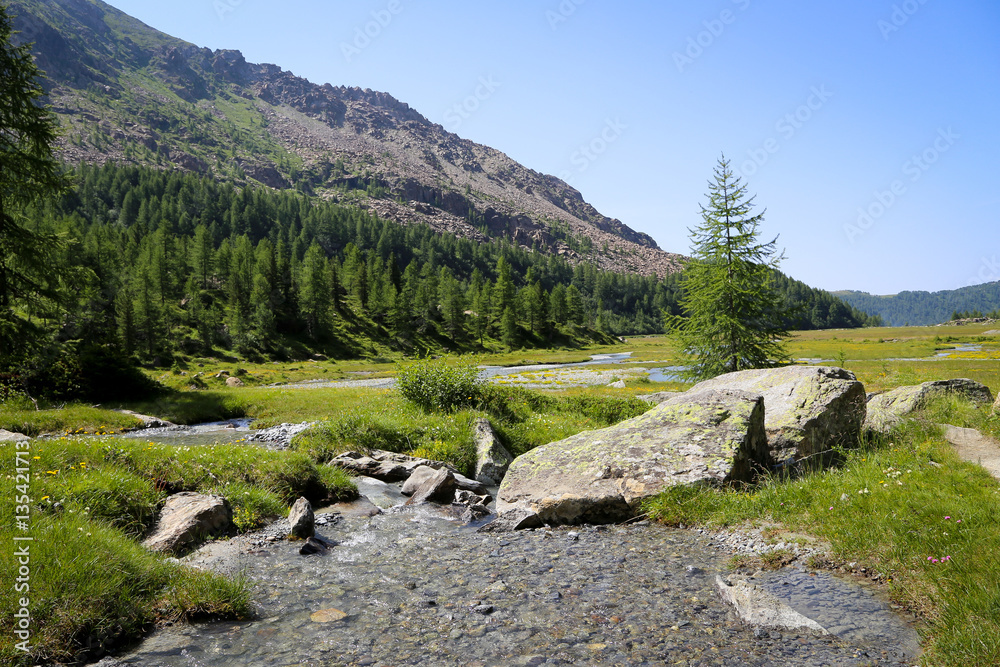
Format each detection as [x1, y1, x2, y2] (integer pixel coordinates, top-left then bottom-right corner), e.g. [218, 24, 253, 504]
[0, 5, 70, 362]
[666, 156, 789, 380]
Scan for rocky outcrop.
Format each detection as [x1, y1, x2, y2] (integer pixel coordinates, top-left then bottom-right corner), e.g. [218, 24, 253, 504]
[142, 492, 232, 554]
[496, 389, 768, 526]
[865, 379, 995, 434]
[689, 366, 867, 467]
[288, 497, 314, 539]
[473, 417, 513, 485]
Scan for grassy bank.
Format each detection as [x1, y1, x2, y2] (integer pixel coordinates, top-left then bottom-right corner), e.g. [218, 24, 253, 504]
[0, 433, 357, 665]
[645, 398, 1000, 666]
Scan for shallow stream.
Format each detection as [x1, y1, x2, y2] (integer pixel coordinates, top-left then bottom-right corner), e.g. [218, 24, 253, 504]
[104, 483, 919, 667]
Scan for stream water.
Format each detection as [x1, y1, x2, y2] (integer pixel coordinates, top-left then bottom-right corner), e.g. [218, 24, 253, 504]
[100, 482, 919, 667]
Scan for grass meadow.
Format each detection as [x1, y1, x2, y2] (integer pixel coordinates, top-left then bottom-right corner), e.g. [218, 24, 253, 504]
[2, 322, 999, 665]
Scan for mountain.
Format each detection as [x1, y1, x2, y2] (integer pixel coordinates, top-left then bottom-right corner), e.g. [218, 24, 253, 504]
[8, 0, 684, 277]
[832, 282, 1000, 326]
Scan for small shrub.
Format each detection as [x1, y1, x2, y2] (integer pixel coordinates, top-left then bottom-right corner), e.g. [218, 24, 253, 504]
[396, 360, 483, 413]
[560, 395, 651, 426]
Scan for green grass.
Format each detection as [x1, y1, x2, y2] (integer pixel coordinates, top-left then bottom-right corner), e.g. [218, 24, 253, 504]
[645, 399, 1000, 666]
[0, 432, 359, 664]
[0, 404, 144, 437]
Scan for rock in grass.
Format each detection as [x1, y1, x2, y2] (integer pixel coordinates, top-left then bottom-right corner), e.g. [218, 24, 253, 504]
[143, 492, 232, 554]
[288, 497, 314, 539]
[496, 388, 768, 526]
[689, 366, 867, 468]
[0, 429, 30, 443]
[866, 378, 995, 434]
[473, 417, 514, 485]
[994, 392, 1000, 414]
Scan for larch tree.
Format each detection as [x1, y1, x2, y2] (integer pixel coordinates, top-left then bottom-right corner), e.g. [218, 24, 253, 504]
[666, 155, 789, 380]
[0, 3, 69, 363]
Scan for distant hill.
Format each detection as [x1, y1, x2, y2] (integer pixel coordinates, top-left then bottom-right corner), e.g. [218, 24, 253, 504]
[832, 282, 1000, 326]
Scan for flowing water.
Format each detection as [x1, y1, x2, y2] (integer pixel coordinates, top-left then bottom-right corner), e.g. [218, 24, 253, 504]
[103, 486, 919, 667]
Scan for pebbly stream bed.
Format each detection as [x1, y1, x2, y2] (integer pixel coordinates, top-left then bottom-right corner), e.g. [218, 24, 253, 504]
[99, 481, 920, 667]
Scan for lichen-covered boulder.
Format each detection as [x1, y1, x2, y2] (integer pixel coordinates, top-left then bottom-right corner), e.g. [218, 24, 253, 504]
[689, 366, 866, 467]
[142, 492, 232, 554]
[496, 389, 768, 526]
[866, 379, 995, 434]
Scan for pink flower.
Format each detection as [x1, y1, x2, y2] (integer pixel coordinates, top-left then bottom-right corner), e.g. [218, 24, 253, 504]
[944, 516, 951, 520]
[928, 556, 933, 561]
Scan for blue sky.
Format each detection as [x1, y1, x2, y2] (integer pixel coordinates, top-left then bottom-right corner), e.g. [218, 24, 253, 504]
[101, 0, 1000, 295]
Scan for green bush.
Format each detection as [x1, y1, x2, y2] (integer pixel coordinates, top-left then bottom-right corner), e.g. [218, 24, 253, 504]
[396, 360, 484, 413]
[560, 395, 651, 425]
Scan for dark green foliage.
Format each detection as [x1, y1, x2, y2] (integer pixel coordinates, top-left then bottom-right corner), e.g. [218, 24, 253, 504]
[0, 3, 70, 365]
[667, 156, 790, 380]
[396, 359, 483, 413]
[835, 284, 1000, 327]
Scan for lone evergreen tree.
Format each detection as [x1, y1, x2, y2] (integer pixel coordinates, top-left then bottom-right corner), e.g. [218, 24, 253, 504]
[667, 156, 789, 380]
[0, 3, 69, 362]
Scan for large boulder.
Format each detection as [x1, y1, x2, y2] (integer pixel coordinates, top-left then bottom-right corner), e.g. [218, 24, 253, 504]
[496, 389, 768, 526]
[473, 417, 514, 485]
[689, 366, 866, 467]
[866, 379, 995, 434]
[143, 492, 232, 554]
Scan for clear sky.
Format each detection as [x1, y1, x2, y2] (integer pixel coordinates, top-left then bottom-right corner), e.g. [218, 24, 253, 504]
[100, 0, 1000, 295]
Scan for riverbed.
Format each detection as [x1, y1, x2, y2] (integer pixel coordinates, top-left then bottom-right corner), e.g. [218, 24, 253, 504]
[97, 486, 919, 667]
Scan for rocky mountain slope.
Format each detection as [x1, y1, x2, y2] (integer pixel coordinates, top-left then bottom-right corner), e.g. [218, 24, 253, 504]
[9, 0, 685, 276]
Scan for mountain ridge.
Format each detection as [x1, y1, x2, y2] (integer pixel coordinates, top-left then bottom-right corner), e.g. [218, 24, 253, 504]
[9, 0, 685, 276]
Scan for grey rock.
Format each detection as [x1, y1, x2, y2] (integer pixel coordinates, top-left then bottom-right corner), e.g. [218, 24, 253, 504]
[866, 378, 995, 434]
[288, 497, 314, 539]
[473, 417, 514, 485]
[715, 575, 827, 633]
[0, 429, 30, 443]
[116, 409, 176, 429]
[401, 465, 440, 496]
[689, 366, 867, 467]
[405, 467, 458, 505]
[993, 391, 1000, 415]
[607, 379, 626, 389]
[142, 492, 232, 554]
[299, 535, 335, 556]
[477, 508, 544, 533]
[225, 376, 244, 387]
[496, 388, 768, 526]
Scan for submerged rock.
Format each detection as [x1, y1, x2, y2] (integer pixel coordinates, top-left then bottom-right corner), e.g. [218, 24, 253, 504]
[715, 575, 827, 633]
[496, 388, 768, 526]
[142, 492, 232, 554]
[689, 366, 866, 467]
